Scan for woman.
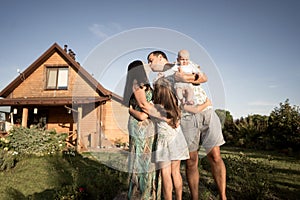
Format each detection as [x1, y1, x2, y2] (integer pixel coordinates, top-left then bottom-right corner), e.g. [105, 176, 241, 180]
[123, 60, 161, 200]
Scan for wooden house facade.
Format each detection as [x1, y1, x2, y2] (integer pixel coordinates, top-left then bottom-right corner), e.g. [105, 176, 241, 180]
[0, 43, 129, 151]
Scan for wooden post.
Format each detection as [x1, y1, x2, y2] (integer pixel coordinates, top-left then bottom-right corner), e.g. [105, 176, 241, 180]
[99, 104, 102, 148]
[21, 108, 28, 127]
[76, 106, 82, 151]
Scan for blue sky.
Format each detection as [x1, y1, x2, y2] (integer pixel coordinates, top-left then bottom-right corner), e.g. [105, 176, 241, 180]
[0, 0, 299, 119]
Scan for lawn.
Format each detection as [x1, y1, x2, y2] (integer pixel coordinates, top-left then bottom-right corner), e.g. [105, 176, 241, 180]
[0, 147, 299, 199]
[200, 146, 300, 199]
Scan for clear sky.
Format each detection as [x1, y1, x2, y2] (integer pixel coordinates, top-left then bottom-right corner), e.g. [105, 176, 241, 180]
[0, 0, 299, 119]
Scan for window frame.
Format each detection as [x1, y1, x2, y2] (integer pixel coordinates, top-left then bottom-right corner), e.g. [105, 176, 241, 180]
[45, 65, 69, 90]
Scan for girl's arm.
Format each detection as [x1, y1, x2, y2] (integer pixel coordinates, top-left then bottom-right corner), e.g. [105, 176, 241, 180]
[182, 98, 212, 114]
[129, 105, 149, 121]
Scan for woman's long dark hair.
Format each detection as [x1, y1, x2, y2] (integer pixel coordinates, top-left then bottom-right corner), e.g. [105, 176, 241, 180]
[153, 77, 181, 128]
[123, 60, 151, 107]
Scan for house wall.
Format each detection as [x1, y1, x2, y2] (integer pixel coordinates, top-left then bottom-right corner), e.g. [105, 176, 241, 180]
[3, 47, 130, 150]
[47, 106, 74, 133]
[79, 103, 100, 149]
[10, 53, 98, 98]
[102, 100, 129, 143]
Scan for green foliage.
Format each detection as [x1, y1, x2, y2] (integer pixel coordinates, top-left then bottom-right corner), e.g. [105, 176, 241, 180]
[268, 99, 300, 151]
[54, 185, 88, 200]
[233, 114, 269, 148]
[215, 109, 237, 145]
[200, 152, 273, 199]
[220, 99, 300, 152]
[0, 149, 17, 170]
[2, 126, 67, 156]
[223, 154, 272, 199]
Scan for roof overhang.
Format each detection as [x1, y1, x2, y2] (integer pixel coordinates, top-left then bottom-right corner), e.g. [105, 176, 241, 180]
[0, 97, 110, 106]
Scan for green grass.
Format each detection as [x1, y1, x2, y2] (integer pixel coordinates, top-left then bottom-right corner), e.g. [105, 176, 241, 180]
[199, 146, 300, 199]
[0, 155, 71, 199]
[0, 147, 299, 199]
[0, 152, 128, 200]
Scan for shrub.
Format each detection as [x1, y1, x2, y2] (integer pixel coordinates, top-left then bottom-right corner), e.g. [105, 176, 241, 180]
[0, 149, 17, 171]
[1, 126, 67, 156]
[224, 154, 272, 199]
[54, 185, 88, 200]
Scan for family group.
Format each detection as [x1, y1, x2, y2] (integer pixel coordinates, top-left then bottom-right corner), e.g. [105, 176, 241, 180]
[123, 50, 226, 200]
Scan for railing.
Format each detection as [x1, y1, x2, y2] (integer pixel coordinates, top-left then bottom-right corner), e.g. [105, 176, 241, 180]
[0, 121, 5, 131]
[0, 121, 6, 135]
[66, 130, 77, 147]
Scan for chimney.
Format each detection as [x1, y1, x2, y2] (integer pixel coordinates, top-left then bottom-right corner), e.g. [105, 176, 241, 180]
[68, 49, 76, 60]
[64, 45, 68, 52]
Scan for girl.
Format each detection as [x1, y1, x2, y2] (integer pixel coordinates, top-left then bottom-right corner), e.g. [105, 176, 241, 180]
[152, 77, 190, 200]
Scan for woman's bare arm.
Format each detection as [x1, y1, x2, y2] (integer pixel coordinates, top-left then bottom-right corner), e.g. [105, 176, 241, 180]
[129, 105, 149, 121]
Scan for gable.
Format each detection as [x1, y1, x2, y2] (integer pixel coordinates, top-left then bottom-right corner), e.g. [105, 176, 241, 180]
[0, 43, 112, 104]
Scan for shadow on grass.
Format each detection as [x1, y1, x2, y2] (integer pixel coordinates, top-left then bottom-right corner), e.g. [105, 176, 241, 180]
[3, 151, 128, 200]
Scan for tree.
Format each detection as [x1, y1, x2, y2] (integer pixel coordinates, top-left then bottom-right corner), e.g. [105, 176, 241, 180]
[215, 109, 236, 145]
[268, 99, 300, 151]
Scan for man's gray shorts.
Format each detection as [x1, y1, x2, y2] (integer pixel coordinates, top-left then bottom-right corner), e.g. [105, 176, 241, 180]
[181, 108, 225, 153]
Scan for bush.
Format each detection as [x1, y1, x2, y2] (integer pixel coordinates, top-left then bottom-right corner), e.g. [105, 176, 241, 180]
[54, 185, 88, 200]
[0, 149, 17, 171]
[1, 126, 67, 156]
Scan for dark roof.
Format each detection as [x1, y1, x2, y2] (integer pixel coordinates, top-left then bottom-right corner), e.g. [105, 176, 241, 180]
[0, 43, 112, 99]
[0, 96, 111, 106]
[111, 93, 124, 104]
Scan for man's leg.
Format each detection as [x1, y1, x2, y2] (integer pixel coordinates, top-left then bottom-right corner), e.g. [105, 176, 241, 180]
[207, 146, 226, 200]
[180, 113, 202, 200]
[186, 151, 199, 200]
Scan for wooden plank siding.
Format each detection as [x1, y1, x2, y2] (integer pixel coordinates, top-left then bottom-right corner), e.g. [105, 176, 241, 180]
[11, 53, 98, 99]
[47, 106, 75, 133]
[0, 43, 131, 151]
[102, 100, 129, 144]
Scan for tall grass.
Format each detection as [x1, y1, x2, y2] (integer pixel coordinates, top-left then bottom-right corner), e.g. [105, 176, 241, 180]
[199, 146, 300, 200]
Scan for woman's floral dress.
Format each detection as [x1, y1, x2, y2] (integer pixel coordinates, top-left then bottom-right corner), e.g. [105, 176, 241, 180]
[127, 89, 161, 200]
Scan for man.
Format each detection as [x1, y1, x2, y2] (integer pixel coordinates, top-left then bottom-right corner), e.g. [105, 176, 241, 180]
[147, 50, 227, 200]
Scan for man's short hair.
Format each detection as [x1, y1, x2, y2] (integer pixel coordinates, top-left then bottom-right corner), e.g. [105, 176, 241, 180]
[147, 50, 168, 62]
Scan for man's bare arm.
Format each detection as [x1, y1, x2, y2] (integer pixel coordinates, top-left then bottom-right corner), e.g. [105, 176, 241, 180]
[174, 66, 208, 84]
[182, 98, 212, 113]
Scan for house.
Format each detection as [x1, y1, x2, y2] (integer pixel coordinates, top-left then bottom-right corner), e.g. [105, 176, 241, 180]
[0, 43, 129, 151]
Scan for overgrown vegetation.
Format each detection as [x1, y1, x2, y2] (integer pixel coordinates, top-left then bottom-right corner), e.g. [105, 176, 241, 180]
[3, 126, 67, 156]
[200, 146, 300, 199]
[216, 99, 300, 153]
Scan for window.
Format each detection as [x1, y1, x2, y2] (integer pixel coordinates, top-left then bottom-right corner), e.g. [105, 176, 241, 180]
[46, 67, 69, 89]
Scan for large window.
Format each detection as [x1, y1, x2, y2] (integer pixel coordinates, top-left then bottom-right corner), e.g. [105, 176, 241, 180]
[46, 67, 69, 89]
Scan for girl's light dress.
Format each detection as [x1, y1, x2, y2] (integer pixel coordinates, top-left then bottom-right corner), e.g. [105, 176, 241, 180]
[153, 121, 190, 162]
